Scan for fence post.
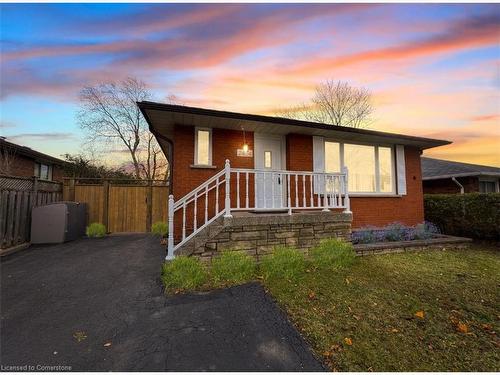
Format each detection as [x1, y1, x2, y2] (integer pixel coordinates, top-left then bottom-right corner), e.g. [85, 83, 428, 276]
[224, 159, 232, 218]
[342, 167, 352, 214]
[102, 179, 110, 231]
[166, 194, 175, 260]
[68, 178, 76, 201]
[146, 179, 153, 232]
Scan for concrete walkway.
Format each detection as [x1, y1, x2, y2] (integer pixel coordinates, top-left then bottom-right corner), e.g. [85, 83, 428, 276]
[1, 234, 323, 371]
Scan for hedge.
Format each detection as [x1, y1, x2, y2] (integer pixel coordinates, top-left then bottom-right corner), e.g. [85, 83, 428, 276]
[424, 193, 500, 240]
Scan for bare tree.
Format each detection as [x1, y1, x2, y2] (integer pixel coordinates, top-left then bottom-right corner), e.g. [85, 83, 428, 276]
[276, 80, 373, 128]
[78, 77, 167, 179]
[0, 143, 18, 175]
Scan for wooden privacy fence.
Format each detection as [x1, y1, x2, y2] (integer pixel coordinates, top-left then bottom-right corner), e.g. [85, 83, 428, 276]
[0, 175, 62, 250]
[63, 178, 169, 233]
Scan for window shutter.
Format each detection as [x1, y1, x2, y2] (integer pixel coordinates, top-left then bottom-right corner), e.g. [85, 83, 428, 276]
[395, 145, 407, 195]
[313, 136, 325, 194]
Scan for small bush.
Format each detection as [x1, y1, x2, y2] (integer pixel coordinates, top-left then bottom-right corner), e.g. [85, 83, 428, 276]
[260, 246, 306, 281]
[351, 226, 378, 244]
[309, 238, 356, 270]
[412, 221, 440, 240]
[86, 222, 106, 238]
[161, 256, 207, 291]
[211, 251, 256, 286]
[383, 222, 407, 242]
[151, 221, 168, 237]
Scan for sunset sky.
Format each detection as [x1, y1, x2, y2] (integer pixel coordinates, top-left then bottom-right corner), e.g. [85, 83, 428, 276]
[1, 3, 499, 166]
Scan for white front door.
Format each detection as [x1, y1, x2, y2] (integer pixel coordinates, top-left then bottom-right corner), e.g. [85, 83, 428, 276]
[254, 135, 285, 209]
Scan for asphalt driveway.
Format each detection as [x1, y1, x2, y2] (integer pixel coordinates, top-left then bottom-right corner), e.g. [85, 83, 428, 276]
[0, 234, 323, 371]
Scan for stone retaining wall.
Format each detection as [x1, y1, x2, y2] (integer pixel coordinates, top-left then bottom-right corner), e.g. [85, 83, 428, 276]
[193, 211, 352, 262]
[354, 235, 472, 256]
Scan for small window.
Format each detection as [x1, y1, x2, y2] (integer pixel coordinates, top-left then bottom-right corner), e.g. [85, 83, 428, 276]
[325, 141, 340, 173]
[264, 151, 272, 168]
[479, 180, 497, 193]
[34, 162, 51, 180]
[195, 128, 211, 165]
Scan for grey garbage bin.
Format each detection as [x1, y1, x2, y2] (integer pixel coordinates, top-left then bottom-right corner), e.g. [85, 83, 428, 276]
[31, 202, 87, 244]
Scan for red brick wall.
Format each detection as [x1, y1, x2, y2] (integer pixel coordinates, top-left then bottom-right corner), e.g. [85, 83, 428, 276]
[172, 125, 255, 240]
[423, 176, 479, 194]
[286, 134, 425, 228]
[7, 154, 64, 182]
[171, 129, 426, 239]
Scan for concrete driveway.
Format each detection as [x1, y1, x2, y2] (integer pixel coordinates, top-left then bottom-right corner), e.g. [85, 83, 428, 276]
[1, 234, 323, 371]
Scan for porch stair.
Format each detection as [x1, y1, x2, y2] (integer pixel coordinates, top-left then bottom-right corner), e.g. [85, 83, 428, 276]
[174, 216, 225, 257]
[167, 159, 352, 260]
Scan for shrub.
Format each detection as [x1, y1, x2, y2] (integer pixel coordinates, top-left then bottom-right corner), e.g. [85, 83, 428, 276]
[351, 226, 378, 244]
[86, 222, 106, 238]
[424, 193, 500, 240]
[161, 256, 207, 291]
[412, 221, 440, 240]
[309, 238, 356, 270]
[383, 222, 407, 242]
[260, 246, 306, 281]
[211, 251, 256, 286]
[151, 221, 168, 237]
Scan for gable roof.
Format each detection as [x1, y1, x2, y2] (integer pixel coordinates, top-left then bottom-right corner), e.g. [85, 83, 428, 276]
[421, 157, 500, 180]
[138, 101, 451, 153]
[0, 137, 66, 166]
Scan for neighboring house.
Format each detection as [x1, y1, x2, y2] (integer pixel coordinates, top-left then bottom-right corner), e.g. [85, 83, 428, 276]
[139, 102, 450, 259]
[0, 137, 65, 182]
[421, 157, 500, 194]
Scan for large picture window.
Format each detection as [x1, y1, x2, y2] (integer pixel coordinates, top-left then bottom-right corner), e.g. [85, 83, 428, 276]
[324, 141, 395, 194]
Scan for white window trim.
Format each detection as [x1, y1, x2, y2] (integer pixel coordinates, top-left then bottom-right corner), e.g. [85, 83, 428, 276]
[478, 177, 499, 193]
[193, 127, 213, 167]
[323, 139, 398, 195]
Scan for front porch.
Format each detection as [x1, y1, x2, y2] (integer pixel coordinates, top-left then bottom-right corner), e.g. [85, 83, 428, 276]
[167, 160, 352, 259]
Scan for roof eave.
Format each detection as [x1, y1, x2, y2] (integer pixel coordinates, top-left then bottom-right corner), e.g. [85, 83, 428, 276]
[138, 101, 451, 150]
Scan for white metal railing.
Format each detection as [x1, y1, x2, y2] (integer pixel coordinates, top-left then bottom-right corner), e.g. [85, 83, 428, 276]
[166, 159, 350, 259]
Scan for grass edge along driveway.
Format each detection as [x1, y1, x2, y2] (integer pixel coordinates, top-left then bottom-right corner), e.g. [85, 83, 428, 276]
[262, 245, 500, 372]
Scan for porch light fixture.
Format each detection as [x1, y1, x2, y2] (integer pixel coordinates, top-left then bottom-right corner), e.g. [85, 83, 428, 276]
[237, 126, 253, 157]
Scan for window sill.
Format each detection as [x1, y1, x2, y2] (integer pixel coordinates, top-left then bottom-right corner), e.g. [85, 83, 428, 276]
[190, 164, 217, 169]
[349, 193, 402, 198]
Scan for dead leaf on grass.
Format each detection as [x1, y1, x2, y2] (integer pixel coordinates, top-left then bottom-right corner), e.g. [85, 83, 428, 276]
[390, 328, 399, 333]
[308, 291, 316, 300]
[344, 337, 353, 346]
[457, 322, 469, 333]
[415, 310, 425, 319]
[73, 331, 87, 342]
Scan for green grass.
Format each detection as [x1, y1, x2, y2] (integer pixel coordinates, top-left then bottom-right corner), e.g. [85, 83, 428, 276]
[211, 251, 256, 287]
[262, 244, 500, 371]
[309, 238, 356, 270]
[260, 246, 306, 281]
[86, 222, 106, 238]
[162, 256, 207, 291]
[151, 221, 168, 237]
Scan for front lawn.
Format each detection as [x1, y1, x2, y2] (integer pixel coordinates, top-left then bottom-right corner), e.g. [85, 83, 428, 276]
[263, 245, 500, 371]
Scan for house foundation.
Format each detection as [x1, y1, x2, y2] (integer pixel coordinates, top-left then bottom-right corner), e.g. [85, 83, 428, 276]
[181, 211, 352, 262]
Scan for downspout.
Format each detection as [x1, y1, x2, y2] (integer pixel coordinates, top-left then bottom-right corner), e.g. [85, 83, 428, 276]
[452, 177, 464, 194]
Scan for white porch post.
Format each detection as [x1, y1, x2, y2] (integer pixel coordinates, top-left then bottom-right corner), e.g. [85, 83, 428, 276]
[224, 159, 232, 218]
[342, 166, 352, 214]
[166, 194, 175, 260]
[322, 174, 329, 212]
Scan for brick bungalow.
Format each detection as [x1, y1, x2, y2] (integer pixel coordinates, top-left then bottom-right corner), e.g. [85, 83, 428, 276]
[139, 102, 450, 260]
[0, 137, 65, 182]
[422, 157, 500, 194]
